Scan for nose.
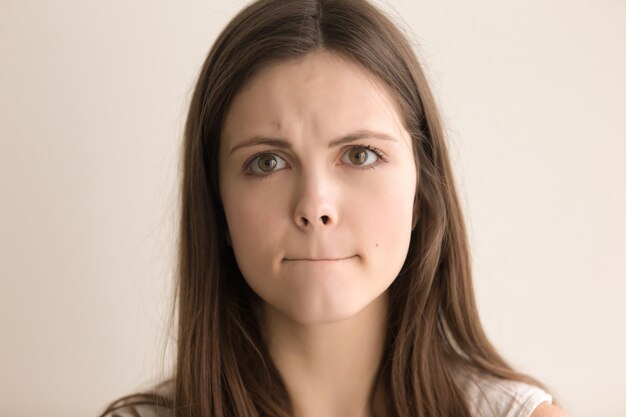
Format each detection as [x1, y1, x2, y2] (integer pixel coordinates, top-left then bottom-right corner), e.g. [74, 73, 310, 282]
[292, 170, 338, 231]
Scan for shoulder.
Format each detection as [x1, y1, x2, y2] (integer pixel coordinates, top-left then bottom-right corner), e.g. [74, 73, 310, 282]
[529, 402, 569, 417]
[452, 368, 563, 417]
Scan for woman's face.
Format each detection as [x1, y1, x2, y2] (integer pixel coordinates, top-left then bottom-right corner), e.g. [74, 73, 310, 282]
[219, 51, 417, 325]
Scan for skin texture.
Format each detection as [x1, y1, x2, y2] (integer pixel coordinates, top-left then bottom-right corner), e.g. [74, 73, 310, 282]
[219, 51, 416, 417]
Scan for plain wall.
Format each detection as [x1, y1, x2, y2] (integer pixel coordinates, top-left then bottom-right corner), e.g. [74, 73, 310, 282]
[1, 0, 624, 416]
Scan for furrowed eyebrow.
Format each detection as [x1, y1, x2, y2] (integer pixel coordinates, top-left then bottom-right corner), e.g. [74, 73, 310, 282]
[228, 137, 291, 156]
[227, 129, 397, 157]
[328, 130, 397, 147]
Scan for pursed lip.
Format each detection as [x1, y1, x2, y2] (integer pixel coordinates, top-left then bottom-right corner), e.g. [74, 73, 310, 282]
[283, 255, 357, 262]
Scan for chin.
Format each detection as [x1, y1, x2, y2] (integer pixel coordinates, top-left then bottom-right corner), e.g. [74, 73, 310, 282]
[289, 308, 358, 326]
[276, 294, 379, 326]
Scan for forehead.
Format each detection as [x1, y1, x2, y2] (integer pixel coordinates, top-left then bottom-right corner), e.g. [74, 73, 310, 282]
[221, 51, 407, 149]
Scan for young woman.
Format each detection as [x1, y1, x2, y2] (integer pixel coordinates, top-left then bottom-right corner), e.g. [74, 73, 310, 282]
[99, 1, 568, 416]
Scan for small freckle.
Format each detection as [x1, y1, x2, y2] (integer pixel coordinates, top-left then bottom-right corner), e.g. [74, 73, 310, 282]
[375, 243, 379, 248]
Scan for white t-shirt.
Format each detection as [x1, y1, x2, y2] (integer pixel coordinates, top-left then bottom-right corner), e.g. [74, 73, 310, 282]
[103, 372, 552, 417]
[454, 369, 553, 417]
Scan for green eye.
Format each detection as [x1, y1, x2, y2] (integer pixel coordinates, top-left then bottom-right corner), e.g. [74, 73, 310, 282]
[258, 154, 278, 171]
[348, 148, 367, 164]
[246, 153, 287, 175]
[342, 146, 380, 166]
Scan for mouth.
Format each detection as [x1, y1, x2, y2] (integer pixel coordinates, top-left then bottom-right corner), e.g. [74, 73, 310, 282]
[283, 255, 358, 262]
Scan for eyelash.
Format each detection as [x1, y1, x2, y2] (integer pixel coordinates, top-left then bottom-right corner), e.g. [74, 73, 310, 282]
[242, 144, 388, 179]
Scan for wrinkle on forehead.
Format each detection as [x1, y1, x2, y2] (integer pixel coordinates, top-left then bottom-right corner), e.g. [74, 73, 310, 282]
[221, 50, 413, 154]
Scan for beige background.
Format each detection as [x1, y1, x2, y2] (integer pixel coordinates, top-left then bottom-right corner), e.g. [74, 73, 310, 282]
[1, 0, 625, 416]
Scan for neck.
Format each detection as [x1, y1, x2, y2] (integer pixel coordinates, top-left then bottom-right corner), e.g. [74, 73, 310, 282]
[260, 291, 389, 417]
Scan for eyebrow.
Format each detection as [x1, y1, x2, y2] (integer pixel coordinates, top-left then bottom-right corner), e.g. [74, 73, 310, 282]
[227, 129, 397, 157]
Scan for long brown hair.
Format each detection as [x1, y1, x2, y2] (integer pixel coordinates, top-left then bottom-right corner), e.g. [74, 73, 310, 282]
[99, 1, 551, 416]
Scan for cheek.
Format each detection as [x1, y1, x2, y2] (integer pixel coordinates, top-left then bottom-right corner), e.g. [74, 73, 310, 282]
[355, 172, 415, 244]
[221, 181, 288, 264]
[351, 168, 416, 280]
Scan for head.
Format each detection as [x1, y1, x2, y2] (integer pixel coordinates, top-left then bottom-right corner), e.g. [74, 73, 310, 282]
[218, 50, 417, 325]
[174, 1, 533, 416]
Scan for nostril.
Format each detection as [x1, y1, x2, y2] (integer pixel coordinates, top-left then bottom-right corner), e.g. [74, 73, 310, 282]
[298, 216, 331, 227]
